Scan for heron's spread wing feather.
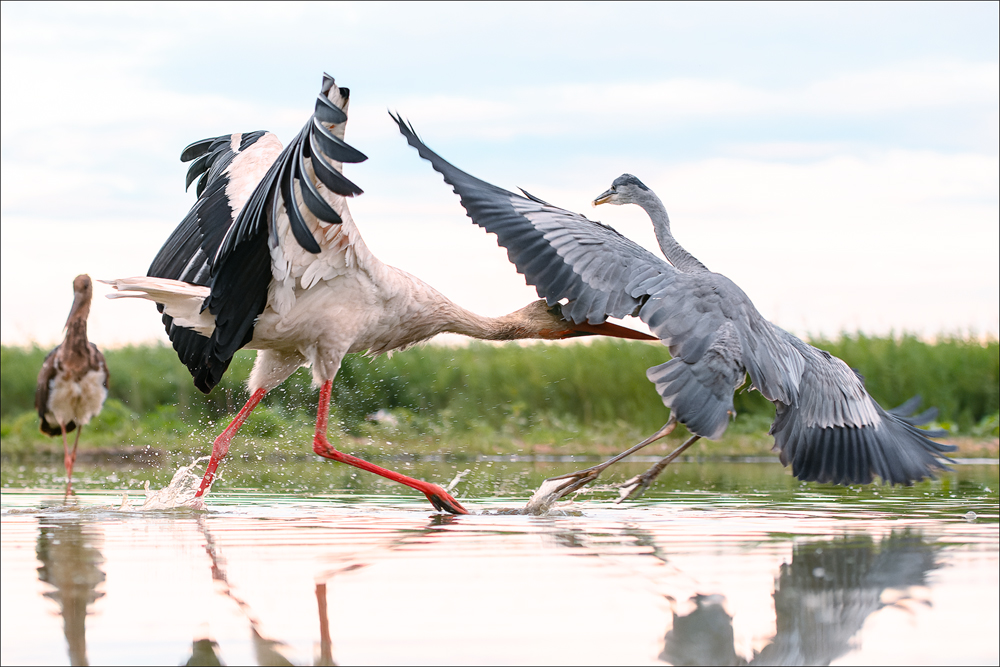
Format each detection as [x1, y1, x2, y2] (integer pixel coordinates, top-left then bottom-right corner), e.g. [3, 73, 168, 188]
[394, 114, 671, 325]
[767, 331, 954, 485]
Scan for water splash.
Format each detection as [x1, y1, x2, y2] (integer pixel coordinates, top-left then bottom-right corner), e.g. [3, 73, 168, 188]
[139, 458, 210, 510]
[444, 469, 471, 493]
[521, 477, 577, 515]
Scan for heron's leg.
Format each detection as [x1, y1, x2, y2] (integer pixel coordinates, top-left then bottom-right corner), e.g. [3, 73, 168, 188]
[311, 380, 469, 515]
[196, 388, 267, 497]
[521, 419, 677, 514]
[615, 435, 701, 503]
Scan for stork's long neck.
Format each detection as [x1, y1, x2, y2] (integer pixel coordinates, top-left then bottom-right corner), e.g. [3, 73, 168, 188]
[443, 306, 543, 341]
[64, 295, 92, 358]
[636, 192, 708, 274]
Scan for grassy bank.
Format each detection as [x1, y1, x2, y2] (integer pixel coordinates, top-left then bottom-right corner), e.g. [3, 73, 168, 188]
[2, 334, 997, 461]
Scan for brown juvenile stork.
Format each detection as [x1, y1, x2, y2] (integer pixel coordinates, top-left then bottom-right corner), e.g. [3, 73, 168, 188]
[36, 274, 109, 494]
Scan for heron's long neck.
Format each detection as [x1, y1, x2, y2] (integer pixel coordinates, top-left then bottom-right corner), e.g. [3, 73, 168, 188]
[637, 194, 708, 274]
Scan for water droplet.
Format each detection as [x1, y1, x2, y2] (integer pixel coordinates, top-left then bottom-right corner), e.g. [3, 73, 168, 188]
[965, 511, 977, 522]
[812, 567, 825, 578]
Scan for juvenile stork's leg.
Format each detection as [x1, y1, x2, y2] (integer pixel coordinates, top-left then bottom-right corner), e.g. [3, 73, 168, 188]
[60, 424, 74, 496]
[615, 435, 701, 503]
[311, 380, 469, 514]
[195, 388, 267, 497]
[521, 419, 678, 514]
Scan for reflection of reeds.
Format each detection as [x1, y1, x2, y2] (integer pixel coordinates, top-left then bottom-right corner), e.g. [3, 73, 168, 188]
[2, 335, 997, 454]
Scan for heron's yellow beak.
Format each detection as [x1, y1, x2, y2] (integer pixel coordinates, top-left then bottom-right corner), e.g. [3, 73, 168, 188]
[592, 188, 615, 206]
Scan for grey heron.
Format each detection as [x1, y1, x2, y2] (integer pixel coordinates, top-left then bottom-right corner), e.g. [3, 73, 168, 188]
[106, 74, 652, 514]
[393, 117, 955, 510]
[35, 274, 109, 495]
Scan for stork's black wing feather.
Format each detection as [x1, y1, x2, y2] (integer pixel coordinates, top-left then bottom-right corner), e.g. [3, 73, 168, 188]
[147, 131, 273, 392]
[148, 74, 368, 394]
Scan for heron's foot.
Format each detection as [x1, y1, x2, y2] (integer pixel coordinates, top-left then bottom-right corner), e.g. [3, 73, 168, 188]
[422, 484, 469, 515]
[521, 466, 603, 515]
[614, 471, 657, 504]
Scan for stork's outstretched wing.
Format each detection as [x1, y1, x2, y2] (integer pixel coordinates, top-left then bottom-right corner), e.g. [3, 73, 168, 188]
[397, 116, 954, 485]
[149, 73, 367, 393]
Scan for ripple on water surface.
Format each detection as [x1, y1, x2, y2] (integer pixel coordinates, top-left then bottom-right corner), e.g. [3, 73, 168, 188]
[1, 462, 997, 665]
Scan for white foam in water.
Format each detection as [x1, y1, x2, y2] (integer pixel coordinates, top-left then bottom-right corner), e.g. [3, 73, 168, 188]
[138, 458, 210, 510]
[522, 477, 575, 515]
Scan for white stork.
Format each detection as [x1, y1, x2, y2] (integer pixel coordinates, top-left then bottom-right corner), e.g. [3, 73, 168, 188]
[106, 74, 652, 514]
[36, 274, 109, 494]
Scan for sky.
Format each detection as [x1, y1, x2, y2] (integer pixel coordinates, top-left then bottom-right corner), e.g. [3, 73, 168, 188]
[2, 1, 998, 348]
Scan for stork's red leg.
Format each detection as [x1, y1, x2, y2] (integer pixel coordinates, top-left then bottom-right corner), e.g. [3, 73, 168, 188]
[311, 380, 468, 514]
[195, 388, 267, 497]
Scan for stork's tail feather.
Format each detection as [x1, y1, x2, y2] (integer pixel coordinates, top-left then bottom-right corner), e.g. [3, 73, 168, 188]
[770, 401, 956, 486]
[103, 277, 215, 336]
[104, 277, 235, 394]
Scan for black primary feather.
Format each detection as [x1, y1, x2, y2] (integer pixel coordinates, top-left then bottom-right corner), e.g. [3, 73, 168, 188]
[148, 75, 368, 393]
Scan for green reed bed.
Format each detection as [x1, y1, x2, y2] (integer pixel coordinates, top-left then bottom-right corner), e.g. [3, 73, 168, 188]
[2, 334, 997, 461]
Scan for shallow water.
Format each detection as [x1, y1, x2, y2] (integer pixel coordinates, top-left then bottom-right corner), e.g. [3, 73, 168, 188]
[1, 460, 997, 665]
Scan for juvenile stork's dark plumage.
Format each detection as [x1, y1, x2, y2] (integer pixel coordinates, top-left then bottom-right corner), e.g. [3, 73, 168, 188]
[106, 74, 651, 513]
[394, 118, 955, 509]
[36, 274, 109, 494]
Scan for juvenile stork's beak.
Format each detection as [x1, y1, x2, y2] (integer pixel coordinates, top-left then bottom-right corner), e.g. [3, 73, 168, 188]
[592, 188, 615, 206]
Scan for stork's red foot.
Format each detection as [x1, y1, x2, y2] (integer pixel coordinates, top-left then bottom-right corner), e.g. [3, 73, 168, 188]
[422, 484, 469, 515]
[312, 434, 469, 514]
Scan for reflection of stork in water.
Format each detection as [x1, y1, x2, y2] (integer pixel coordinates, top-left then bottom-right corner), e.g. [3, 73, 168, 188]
[395, 120, 954, 511]
[660, 530, 941, 666]
[35, 275, 109, 494]
[185, 512, 463, 665]
[35, 517, 106, 666]
[106, 73, 650, 514]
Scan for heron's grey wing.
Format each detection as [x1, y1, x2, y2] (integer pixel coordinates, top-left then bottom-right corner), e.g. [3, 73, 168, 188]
[394, 114, 673, 324]
[396, 115, 752, 439]
[770, 333, 955, 485]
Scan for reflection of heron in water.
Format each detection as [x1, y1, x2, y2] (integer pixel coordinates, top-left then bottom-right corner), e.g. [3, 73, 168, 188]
[660, 530, 941, 666]
[35, 517, 106, 667]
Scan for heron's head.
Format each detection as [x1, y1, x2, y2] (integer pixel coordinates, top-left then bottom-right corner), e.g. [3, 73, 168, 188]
[513, 299, 656, 341]
[593, 174, 651, 207]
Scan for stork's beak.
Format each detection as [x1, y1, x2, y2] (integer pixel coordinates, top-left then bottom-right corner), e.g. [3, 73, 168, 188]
[64, 291, 86, 329]
[592, 188, 615, 206]
[566, 320, 657, 341]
